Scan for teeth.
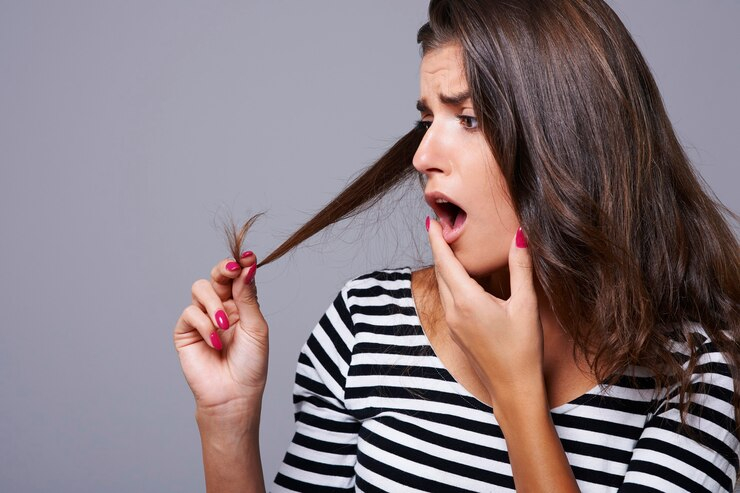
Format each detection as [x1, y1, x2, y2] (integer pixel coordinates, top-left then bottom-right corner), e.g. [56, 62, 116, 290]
[435, 199, 449, 204]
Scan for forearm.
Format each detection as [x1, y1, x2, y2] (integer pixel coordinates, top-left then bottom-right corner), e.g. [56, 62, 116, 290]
[196, 404, 266, 493]
[494, 385, 579, 492]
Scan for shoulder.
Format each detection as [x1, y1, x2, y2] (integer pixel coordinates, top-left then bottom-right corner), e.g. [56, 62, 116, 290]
[340, 266, 436, 300]
[343, 266, 414, 289]
[332, 266, 428, 333]
[667, 324, 733, 383]
[651, 324, 737, 439]
[339, 266, 415, 307]
[623, 325, 739, 491]
[305, 267, 417, 346]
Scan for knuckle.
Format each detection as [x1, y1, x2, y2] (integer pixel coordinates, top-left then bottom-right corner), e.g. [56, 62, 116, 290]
[181, 305, 202, 330]
[445, 311, 461, 328]
[191, 278, 209, 295]
[242, 288, 260, 305]
[453, 297, 473, 314]
[184, 304, 205, 321]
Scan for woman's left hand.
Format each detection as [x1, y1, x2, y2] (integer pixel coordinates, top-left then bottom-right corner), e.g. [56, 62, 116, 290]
[426, 218, 545, 405]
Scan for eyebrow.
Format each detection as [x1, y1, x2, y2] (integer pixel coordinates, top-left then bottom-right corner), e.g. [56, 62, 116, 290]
[416, 90, 471, 113]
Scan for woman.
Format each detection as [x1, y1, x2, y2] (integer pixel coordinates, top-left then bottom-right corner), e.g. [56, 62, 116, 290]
[174, 0, 740, 491]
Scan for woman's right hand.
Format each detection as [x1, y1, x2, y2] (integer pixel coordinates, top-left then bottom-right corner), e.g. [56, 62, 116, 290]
[174, 252, 268, 418]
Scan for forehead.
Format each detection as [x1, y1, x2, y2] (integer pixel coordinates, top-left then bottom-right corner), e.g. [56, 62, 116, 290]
[419, 44, 467, 91]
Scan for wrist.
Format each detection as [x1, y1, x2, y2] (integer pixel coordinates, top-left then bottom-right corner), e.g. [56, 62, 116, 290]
[490, 376, 549, 429]
[196, 396, 263, 434]
[197, 400, 266, 493]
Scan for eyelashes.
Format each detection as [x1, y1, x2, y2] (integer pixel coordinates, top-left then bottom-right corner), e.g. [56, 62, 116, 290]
[458, 115, 479, 130]
[414, 115, 479, 132]
[415, 120, 432, 131]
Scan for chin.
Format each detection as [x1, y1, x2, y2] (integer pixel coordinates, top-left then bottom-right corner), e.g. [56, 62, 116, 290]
[452, 247, 509, 280]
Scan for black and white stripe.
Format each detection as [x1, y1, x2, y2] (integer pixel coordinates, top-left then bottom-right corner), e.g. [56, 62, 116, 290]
[273, 267, 739, 492]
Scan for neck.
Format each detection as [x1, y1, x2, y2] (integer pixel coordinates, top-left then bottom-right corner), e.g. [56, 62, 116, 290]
[473, 267, 579, 370]
[417, 265, 596, 406]
[473, 268, 511, 300]
[424, 265, 570, 352]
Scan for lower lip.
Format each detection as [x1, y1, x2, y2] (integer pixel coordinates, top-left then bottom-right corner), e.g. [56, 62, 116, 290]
[441, 211, 467, 244]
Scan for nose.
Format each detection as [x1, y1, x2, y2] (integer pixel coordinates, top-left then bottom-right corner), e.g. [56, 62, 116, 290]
[412, 123, 448, 177]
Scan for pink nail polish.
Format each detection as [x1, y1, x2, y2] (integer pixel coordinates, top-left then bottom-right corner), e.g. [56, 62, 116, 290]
[244, 263, 257, 284]
[425, 216, 430, 231]
[515, 227, 528, 248]
[210, 331, 222, 350]
[241, 250, 254, 259]
[225, 261, 240, 271]
[215, 309, 229, 330]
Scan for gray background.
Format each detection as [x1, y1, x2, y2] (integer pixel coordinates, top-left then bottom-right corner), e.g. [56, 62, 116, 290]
[1, 1, 737, 491]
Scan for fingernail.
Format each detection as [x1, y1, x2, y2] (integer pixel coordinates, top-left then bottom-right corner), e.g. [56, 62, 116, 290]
[215, 309, 229, 330]
[425, 216, 430, 231]
[241, 250, 254, 259]
[515, 227, 528, 248]
[225, 261, 240, 271]
[210, 331, 222, 350]
[244, 263, 257, 284]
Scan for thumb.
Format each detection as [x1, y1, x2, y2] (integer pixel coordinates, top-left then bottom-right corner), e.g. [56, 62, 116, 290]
[232, 253, 265, 329]
[508, 227, 536, 303]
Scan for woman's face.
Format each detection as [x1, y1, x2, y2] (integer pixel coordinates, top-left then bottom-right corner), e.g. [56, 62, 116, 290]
[413, 43, 520, 281]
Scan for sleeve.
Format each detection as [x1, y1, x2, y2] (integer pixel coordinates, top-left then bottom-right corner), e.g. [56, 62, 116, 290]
[619, 333, 740, 493]
[271, 283, 361, 493]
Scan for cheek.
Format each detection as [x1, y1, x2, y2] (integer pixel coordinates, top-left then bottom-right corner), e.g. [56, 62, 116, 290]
[453, 217, 514, 277]
[455, 147, 519, 276]
[486, 173, 519, 233]
[455, 193, 518, 277]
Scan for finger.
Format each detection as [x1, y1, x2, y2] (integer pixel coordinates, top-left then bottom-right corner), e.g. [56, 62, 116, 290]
[210, 258, 242, 302]
[191, 279, 232, 332]
[238, 250, 256, 268]
[231, 253, 266, 332]
[174, 304, 223, 350]
[508, 227, 537, 306]
[426, 217, 482, 303]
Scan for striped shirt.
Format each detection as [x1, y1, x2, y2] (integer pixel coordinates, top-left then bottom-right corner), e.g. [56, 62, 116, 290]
[272, 267, 739, 492]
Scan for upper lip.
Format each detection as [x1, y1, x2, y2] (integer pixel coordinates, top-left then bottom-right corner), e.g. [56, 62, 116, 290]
[424, 190, 464, 218]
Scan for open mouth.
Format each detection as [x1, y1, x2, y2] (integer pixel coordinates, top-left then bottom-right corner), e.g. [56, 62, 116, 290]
[432, 198, 468, 244]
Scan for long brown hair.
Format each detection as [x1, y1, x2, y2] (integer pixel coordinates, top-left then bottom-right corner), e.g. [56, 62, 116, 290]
[226, 0, 740, 426]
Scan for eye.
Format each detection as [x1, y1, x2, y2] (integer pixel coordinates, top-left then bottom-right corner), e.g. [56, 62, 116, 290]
[414, 119, 432, 132]
[458, 115, 478, 130]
